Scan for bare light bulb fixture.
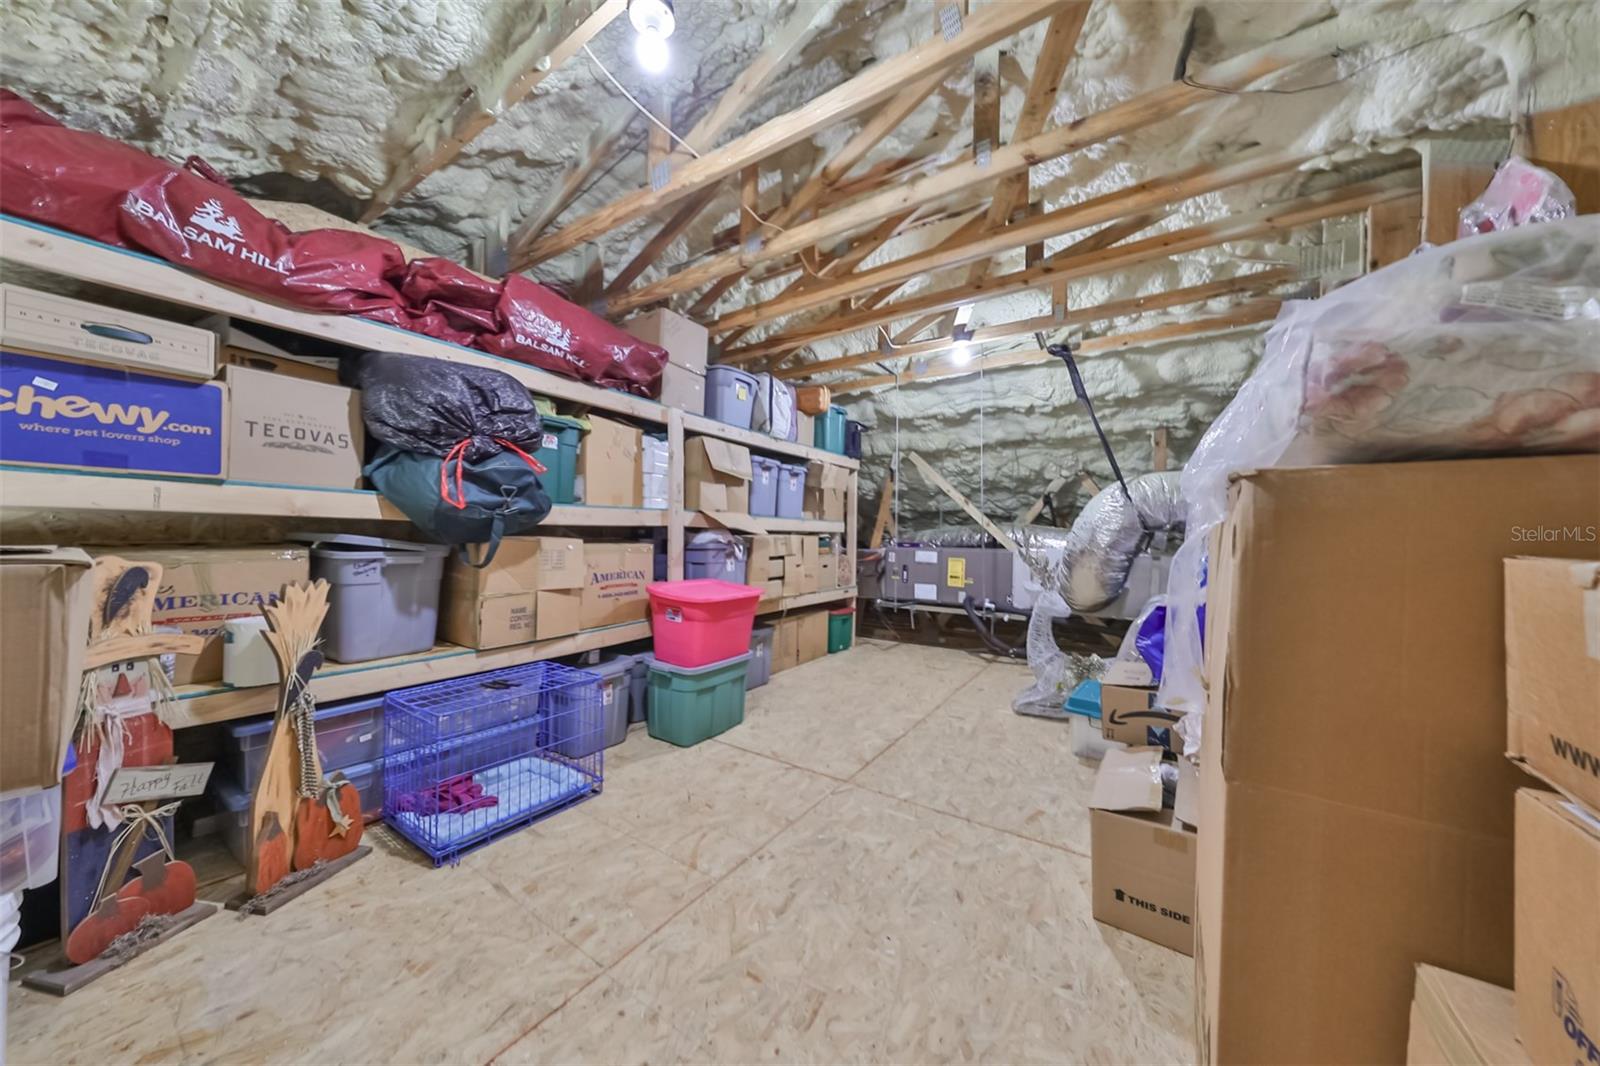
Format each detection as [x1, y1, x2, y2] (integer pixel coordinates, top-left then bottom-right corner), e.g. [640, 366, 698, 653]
[951, 325, 975, 365]
[629, 0, 675, 73]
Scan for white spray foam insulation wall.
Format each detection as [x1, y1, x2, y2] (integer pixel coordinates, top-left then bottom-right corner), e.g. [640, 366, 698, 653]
[1, 0, 1596, 527]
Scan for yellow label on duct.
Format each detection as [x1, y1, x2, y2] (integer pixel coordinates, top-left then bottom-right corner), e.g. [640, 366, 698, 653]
[947, 556, 966, 587]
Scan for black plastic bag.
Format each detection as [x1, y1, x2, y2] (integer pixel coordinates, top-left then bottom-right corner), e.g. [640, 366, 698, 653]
[343, 350, 541, 461]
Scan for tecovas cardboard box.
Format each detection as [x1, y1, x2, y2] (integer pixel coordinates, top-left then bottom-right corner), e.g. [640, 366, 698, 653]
[118, 545, 310, 685]
[1, 349, 227, 479]
[1405, 964, 1528, 1066]
[0, 547, 93, 794]
[1100, 683, 1179, 749]
[684, 436, 752, 513]
[580, 542, 652, 630]
[577, 415, 644, 508]
[222, 365, 363, 489]
[1505, 557, 1600, 812]
[1089, 747, 1197, 956]
[2, 284, 216, 379]
[440, 537, 585, 649]
[1514, 788, 1600, 1066]
[1195, 455, 1600, 1065]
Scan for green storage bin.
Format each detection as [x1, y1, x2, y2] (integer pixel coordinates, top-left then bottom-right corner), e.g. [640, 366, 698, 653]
[533, 413, 583, 504]
[644, 652, 751, 747]
[827, 608, 854, 653]
[813, 404, 847, 454]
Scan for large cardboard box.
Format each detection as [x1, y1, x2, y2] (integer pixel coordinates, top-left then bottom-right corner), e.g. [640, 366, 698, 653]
[1196, 455, 1600, 1065]
[536, 590, 583, 641]
[659, 363, 705, 415]
[804, 461, 849, 521]
[1505, 557, 1600, 812]
[1, 349, 227, 479]
[797, 610, 828, 663]
[129, 545, 310, 685]
[622, 308, 708, 372]
[1406, 964, 1528, 1066]
[684, 437, 752, 513]
[1514, 788, 1600, 1066]
[1089, 747, 1197, 955]
[581, 542, 652, 629]
[773, 616, 802, 673]
[223, 365, 363, 489]
[202, 315, 342, 384]
[3, 284, 216, 379]
[1100, 683, 1178, 749]
[0, 547, 93, 794]
[577, 415, 643, 507]
[440, 537, 584, 649]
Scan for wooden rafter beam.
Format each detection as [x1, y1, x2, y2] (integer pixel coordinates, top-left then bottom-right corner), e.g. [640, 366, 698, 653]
[869, 472, 896, 547]
[518, 1, 1072, 266]
[773, 266, 1296, 380]
[833, 302, 1283, 394]
[712, 149, 1309, 331]
[507, 102, 636, 255]
[991, 4, 1089, 221]
[362, 0, 625, 223]
[1018, 472, 1070, 524]
[908, 453, 1020, 553]
[605, 187, 720, 296]
[609, 28, 1336, 312]
[732, 171, 1418, 356]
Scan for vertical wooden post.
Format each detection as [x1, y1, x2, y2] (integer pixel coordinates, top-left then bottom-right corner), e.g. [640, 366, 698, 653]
[1366, 194, 1422, 271]
[845, 463, 859, 594]
[666, 408, 686, 581]
[1419, 139, 1499, 246]
[1152, 427, 1169, 472]
[869, 472, 895, 548]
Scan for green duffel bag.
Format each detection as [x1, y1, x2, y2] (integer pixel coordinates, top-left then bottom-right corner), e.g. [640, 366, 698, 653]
[365, 440, 553, 567]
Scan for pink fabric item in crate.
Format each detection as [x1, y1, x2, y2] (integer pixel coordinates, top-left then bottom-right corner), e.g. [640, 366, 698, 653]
[648, 580, 763, 668]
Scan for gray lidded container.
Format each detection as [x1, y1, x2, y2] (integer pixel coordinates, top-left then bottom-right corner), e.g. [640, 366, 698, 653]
[776, 462, 807, 519]
[547, 660, 630, 757]
[704, 365, 759, 429]
[626, 654, 650, 724]
[747, 625, 774, 690]
[750, 455, 781, 517]
[292, 534, 447, 663]
[685, 530, 748, 584]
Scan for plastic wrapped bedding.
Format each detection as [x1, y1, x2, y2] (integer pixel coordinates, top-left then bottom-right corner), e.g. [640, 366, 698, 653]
[1160, 216, 1600, 756]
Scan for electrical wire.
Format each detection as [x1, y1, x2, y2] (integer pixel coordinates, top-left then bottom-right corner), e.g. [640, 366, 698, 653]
[1181, 6, 1529, 97]
[581, 43, 703, 158]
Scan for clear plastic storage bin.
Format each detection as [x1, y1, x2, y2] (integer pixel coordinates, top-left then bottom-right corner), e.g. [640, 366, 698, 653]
[0, 784, 62, 894]
[222, 695, 384, 792]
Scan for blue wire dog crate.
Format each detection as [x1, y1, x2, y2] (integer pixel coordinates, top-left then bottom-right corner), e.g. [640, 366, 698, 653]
[382, 661, 605, 865]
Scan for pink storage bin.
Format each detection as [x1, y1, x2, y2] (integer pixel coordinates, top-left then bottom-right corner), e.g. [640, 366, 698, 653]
[648, 579, 763, 668]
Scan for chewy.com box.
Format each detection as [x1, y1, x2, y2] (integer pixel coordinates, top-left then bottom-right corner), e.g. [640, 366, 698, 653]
[1, 350, 226, 478]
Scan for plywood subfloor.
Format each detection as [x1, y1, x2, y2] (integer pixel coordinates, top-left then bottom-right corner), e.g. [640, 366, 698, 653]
[6, 641, 1192, 1065]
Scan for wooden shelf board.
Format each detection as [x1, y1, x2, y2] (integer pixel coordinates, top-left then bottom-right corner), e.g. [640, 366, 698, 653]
[687, 511, 844, 534]
[682, 413, 859, 469]
[0, 466, 669, 526]
[166, 620, 653, 727]
[0, 216, 668, 423]
[757, 586, 856, 614]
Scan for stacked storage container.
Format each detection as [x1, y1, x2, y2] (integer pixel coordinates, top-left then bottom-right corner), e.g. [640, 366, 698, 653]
[813, 405, 847, 454]
[750, 455, 781, 517]
[776, 463, 807, 519]
[533, 414, 584, 504]
[644, 580, 763, 746]
[705, 366, 758, 429]
[685, 531, 748, 584]
[642, 435, 669, 509]
[292, 534, 448, 662]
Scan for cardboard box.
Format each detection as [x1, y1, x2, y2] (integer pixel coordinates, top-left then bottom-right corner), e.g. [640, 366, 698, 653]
[684, 436, 752, 513]
[1406, 964, 1528, 1066]
[782, 561, 805, 597]
[818, 555, 838, 589]
[773, 616, 801, 672]
[1505, 557, 1600, 812]
[577, 415, 643, 507]
[202, 315, 342, 383]
[126, 545, 310, 685]
[804, 461, 849, 521]
[622, 308, 708, 372]
[763, 578, 783, 603]
[536, 590, 583, 641]
[223, 365, 362, 489]
[1100, 683, 1179, 749]
[2, 284, 216, 379]
[796, 409, 814, 445]
[2, 349, 227, 479]
[659, 363, 705, 415]
[1514, 788, 1600, 1066]
[440, 537, 584, 648]
[1090, 807, 1196, 955]
[0, 547, 92, 793]
[220, 347, 340, 385]
[581, 542, 652, 629]
[1196, 455, 1600, 1065]
[797, 610, 828, 663]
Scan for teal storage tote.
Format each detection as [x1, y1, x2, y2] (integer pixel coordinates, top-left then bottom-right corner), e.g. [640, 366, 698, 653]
[533, 413, 583, 504]
[827, 608, 854, 653]
[644, 652, 750, 747]
[813, 404, 847, 454]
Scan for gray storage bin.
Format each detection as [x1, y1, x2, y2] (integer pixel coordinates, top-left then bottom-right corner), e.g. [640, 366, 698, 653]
[750, 455, 781, 517]
[293, 534, 447, 663]
[586, 658, 633, 751]
[212, 759, 384, 865]
[625, 654, 650, 724]
[222, 695, 384, 792]
[777, 462, 807, 519]
[705, 366, 759, 429]
[685, 530, 747, 584]
[747, 626, 774, 690]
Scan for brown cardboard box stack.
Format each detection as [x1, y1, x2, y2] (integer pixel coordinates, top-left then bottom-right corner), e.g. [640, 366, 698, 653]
[684, 437, 752, 514]
[747, 535, 824, 603]
[0, 546, 93, 793]
[1099, 680, 1180, 749]
[441, 536, 585, 648]
[623, 308, 706, 415]
[1194, 455, 1600, 1064]
[803, 461, 849, 522]
[1087, 747, 1197, 956]
[576, 415, 643, 507]
[1504, 556, 1600, 1066]
[580, 542, 653, 630]
[770, 608, 830, 673]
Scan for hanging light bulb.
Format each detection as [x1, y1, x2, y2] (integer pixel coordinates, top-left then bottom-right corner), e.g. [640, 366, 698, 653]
[951, 340, 974, 366]
[629, 0, 675, 73]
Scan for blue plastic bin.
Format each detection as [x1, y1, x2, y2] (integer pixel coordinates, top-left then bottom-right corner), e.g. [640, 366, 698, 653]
[777, 462, 807, 519]
[1065, 678, 1102, 719]
[845, 419, 864, 459]
[813, 405, 847, 454]
[685, 531, 747, 584]
[705, 366, 759, 429]
[750, 455, 781, 517]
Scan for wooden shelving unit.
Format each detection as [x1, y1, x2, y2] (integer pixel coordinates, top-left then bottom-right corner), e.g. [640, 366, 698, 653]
[0, 217, 862, 726]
